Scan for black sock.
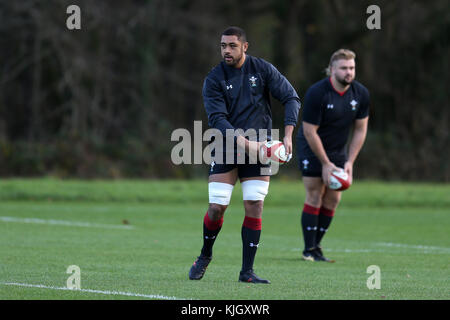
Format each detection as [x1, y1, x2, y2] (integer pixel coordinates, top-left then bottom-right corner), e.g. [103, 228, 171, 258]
[241, 216, 262, 272]
[200, 212, 223, 257]
[316, 207, 335, 247]
[301, 204, 320, 251]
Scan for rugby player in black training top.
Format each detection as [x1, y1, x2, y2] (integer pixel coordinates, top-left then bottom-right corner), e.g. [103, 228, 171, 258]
[297, 49, 370, 262]
[189, 26, 300, 283]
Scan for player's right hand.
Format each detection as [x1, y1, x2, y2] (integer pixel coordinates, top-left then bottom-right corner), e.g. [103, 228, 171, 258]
[236, 136, 265, 163]
[248, 140, 265, 163]
[322, 162, 340, 187]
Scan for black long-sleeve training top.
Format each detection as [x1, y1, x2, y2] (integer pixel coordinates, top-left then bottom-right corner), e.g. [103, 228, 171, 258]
[202, 55, 301, 142]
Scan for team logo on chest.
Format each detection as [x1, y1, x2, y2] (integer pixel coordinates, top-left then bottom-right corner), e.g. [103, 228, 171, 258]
[249, 76, 258, 87]
[350, 99, 358, 111]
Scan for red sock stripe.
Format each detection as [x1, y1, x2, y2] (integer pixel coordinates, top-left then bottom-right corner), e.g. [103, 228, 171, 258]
[243, 216, 262, 231]
[303, 204, 320, 215]
[320, 206, 335, 217]
[204, 211, 223, 230]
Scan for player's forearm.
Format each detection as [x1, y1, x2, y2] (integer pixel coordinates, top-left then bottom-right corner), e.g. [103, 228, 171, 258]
[208, 114, 235, 138]
[347, 124, 367, 164]
[283, 99, 301, 128]
[236, 135, 248, 150]
[236, 135, 261, 158]
[284, 125, 294, 139]
[303, 126, 331, 165]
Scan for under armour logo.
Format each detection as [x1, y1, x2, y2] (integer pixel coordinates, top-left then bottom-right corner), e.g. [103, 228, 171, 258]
[319, 227, 327, 232]
[205, 235, 216, 240]
[306, 226, 317, 231]
[327, 104, 334, 109]
[226, 84, 233, 90]
[249, 242, 259, 248]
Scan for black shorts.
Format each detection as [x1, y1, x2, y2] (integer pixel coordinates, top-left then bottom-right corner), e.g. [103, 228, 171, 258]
[298, 153, 347, 177]
[208, 145, 271, 178]
[208, 154, 271, 178]
[208, 162, 271, 178]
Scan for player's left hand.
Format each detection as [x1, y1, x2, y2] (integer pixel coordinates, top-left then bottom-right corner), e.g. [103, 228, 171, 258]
[283, 135, 293, 161]
[344, 161, 353, 185]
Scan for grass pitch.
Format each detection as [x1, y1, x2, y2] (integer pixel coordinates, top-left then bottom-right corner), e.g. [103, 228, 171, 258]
[0, 178, 448, 300]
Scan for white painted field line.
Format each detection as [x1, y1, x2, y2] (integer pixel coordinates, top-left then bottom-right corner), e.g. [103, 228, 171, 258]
[375, 242, 450, 253]
[1, 282, 190, 300]
[291, 241, 450, 254]
[290, 248, 374, 253]
[0, 216, 134, 230]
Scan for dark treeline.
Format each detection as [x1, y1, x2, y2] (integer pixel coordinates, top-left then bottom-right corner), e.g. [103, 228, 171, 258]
[0, 0, 448, 181]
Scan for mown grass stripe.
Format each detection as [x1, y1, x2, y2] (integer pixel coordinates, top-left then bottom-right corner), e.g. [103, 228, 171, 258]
[0, 216, 134, 230]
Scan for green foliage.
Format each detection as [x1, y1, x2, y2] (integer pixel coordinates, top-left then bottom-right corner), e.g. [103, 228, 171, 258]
[0, 1, 448, 180]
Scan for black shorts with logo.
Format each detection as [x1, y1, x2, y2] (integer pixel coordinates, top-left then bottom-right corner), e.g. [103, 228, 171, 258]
[208, 162, 271, 178]
[208, 150, 271, 178]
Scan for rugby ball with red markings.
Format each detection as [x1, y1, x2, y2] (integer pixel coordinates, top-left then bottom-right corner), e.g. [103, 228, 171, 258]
[260, 140, 291, 165]
[329, 169, 350, 191]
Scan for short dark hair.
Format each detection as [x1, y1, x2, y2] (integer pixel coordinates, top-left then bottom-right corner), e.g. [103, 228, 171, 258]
[222, 26, 247, 42]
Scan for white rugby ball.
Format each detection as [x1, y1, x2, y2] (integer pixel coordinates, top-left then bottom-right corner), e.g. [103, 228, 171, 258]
[260, 140, 291, 165]
[328, 169, 350, 191]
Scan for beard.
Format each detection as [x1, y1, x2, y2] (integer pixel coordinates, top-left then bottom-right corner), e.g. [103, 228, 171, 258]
[336, 74, 354, 86]
[223, 52, 243, 67]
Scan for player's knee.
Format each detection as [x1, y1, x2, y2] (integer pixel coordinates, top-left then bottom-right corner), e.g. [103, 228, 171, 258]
[243, 200, 264, 218]
[208, 182, 234, 206]
[322, 193, 341, 210]
[241, 180, 269, 202]
[208, 203, 227, 220]
[305, 190, 323, 207]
